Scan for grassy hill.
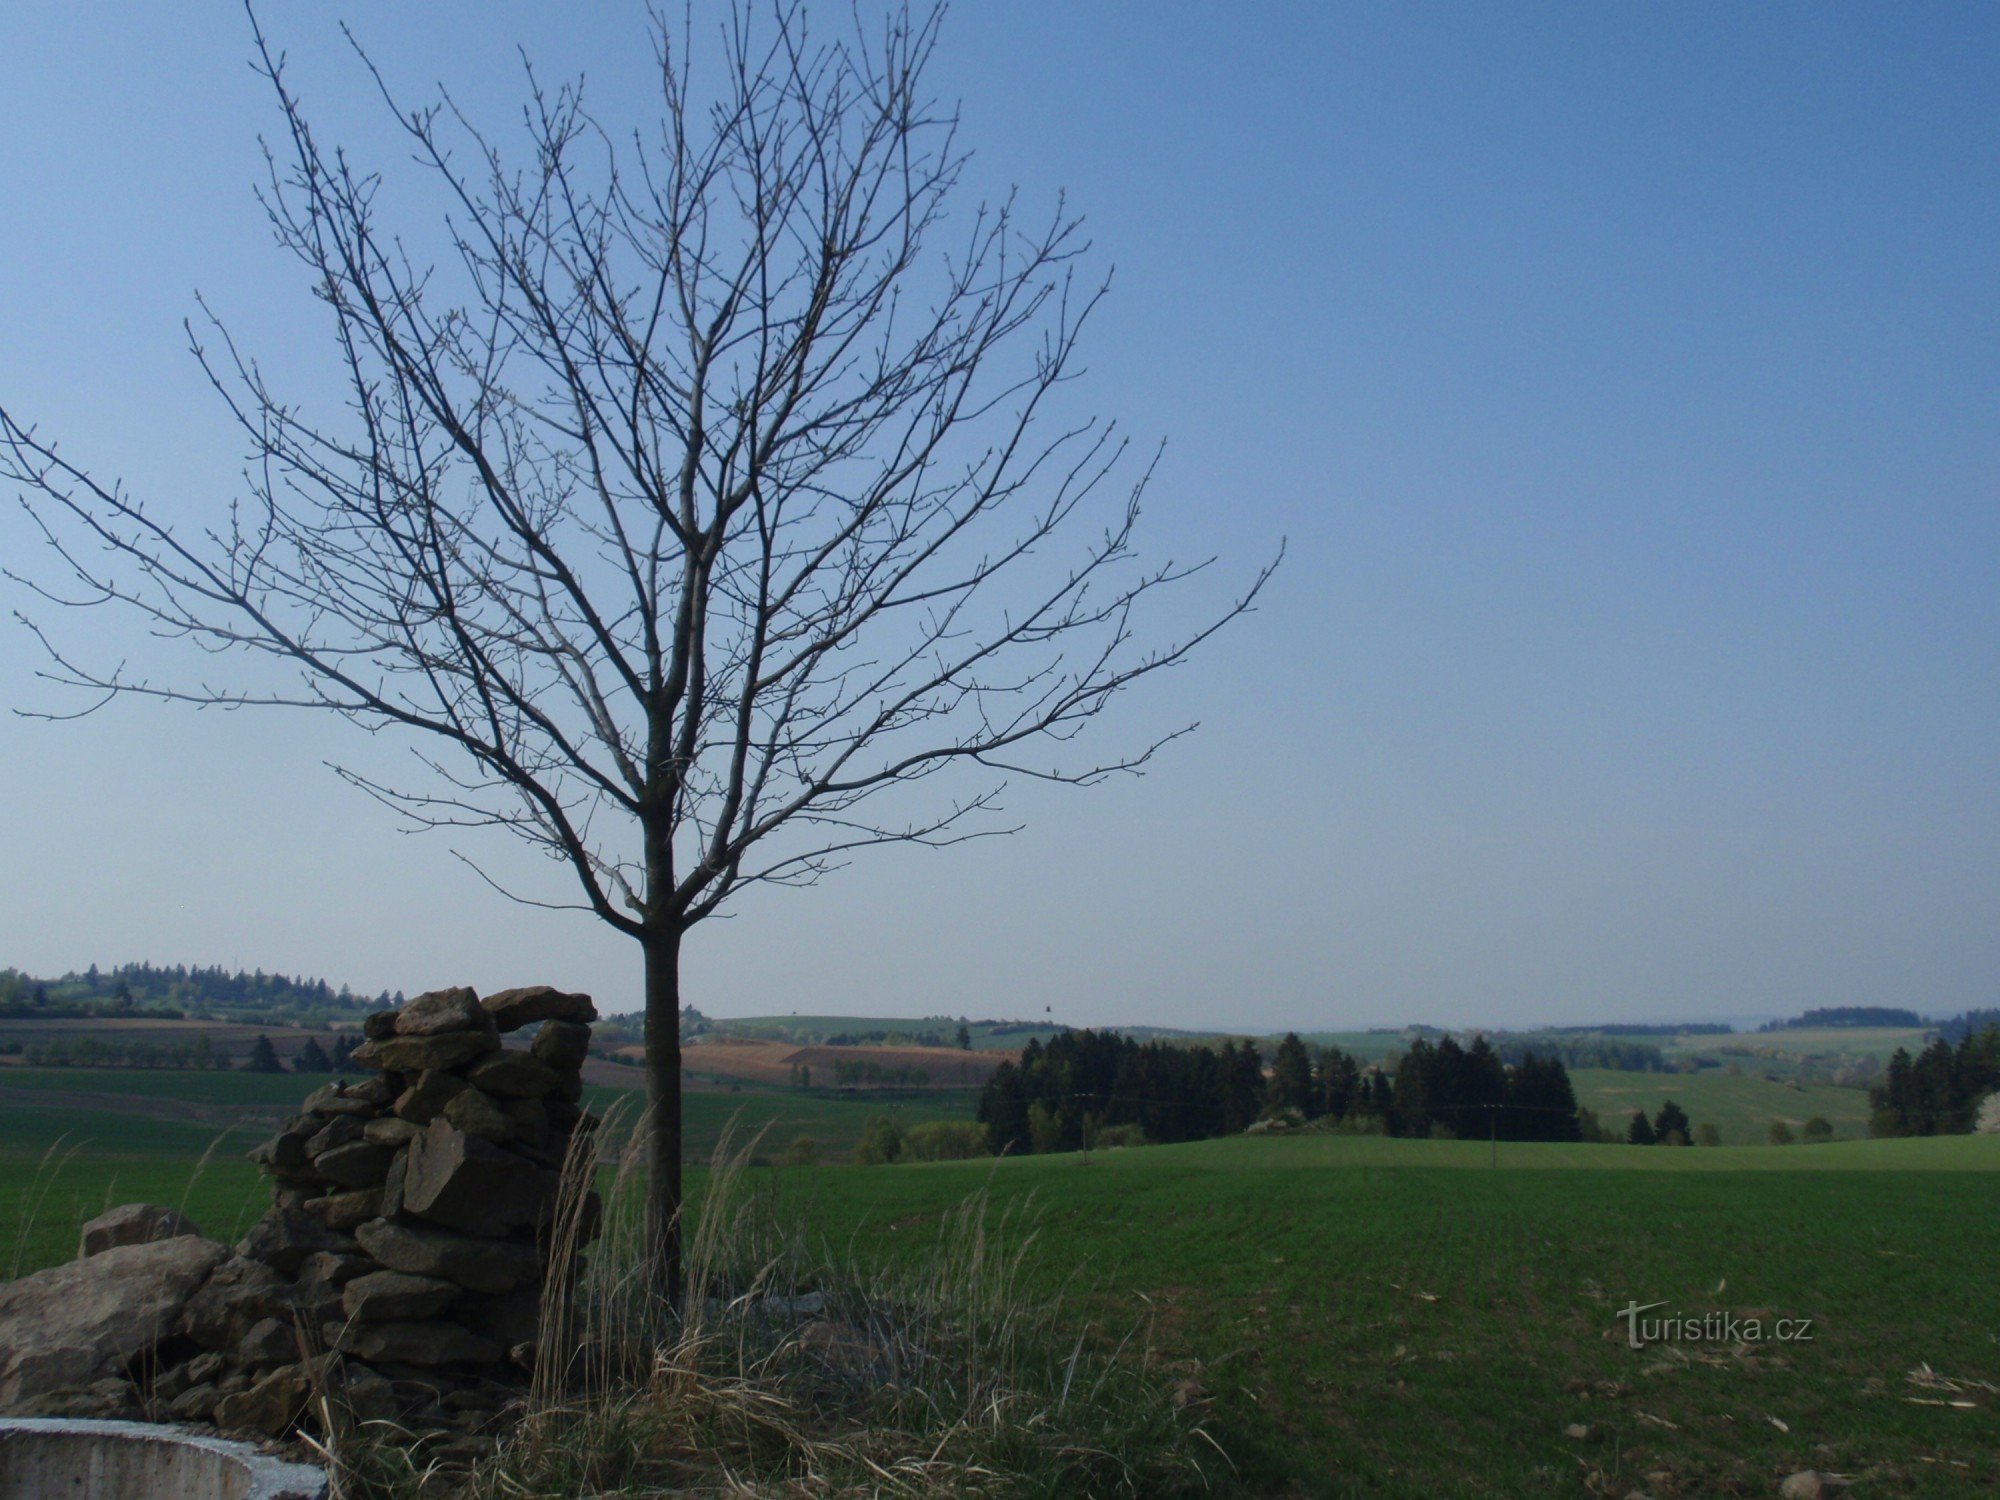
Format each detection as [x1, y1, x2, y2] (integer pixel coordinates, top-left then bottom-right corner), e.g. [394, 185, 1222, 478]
[1568, 1066, 1874, 1145]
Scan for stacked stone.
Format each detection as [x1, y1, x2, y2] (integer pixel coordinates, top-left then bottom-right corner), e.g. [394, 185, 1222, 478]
[166, 984, 600, 1445]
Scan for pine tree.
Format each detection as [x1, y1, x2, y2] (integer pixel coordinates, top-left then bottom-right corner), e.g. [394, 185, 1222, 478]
[293, 1037, 333, 1073]
[1270, 1033, 1314, 1116]
[246, 1034, 282, 1073]
[1652, 1099, 1692, 1146]
[1626, 1110, 1657, 1146]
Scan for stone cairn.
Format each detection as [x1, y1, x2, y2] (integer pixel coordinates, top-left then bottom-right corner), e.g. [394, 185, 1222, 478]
[90, 985, 600, 1454]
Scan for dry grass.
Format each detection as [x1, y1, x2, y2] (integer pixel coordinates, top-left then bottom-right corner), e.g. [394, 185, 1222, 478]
[323, 1108, 1219, 1498]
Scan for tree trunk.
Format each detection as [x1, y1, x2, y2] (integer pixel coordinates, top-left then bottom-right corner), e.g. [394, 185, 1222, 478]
[642, 920, 684, 1309]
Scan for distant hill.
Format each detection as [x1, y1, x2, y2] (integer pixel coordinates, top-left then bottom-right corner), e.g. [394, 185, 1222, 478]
[0, 962, 400, 1024]
[1758, 1006, 1927, 1032]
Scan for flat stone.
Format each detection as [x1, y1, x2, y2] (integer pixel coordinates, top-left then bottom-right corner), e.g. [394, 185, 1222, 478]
[530, 1020, 591, 1071]
[314, 1141, 394, 1189]
[237, 1205, 356, 1277]
[330, 1318, 503, 1367]
[394, 1069, 469, 1124]
[503, 1097, 549, 1149]
[303, 1188, 381, 1232]
[212, 1359, 318, 1437]
[248, 1129, 312, 1178]
[77, 1203, 203, 1259]
[363, 1009, 399, 1039]
[302, 1082, 379, 1116]
[304, 1115, 364, 1159]
[402, 1120, 558, 1238]
[364, 1116, 422, 1148]
[353, 1219, 541, 1294]
[180, 1255, 291, 1350]
[482, 986, 596, 1032]
[240, 1315, 298, 1367]
[442, 1086, 512, 1144]
[168, 1380, 222, 1422]
[0, 1235, 229, 1407]
[342, 1269, 460, 1323]
[354, 1030, 499, 1074]
[465, 1051, 564, 1100]
[379, 1152, 408, 1219]
[394, 987, 498, 1040]
[296, 1251, 372, 1290]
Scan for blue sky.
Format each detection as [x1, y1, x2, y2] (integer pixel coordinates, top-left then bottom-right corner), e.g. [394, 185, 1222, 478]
[1, 3, 1994, 1030]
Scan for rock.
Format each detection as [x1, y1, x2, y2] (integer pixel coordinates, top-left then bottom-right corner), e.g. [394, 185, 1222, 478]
[343, 1269, 460, 1322]
[0, 1234, 228, 1407]
[1563, 1422, 1591, 1440]
[304, 1188, 382, 1232]
[297, 1251, 372, 1290]
[482, 985, 596, 1032]
[186, 1350, 227, 1385]
[315, 1141, 394, 1189]
[504, 1096, 549, 1149]
[152, 1362, 194, 1403]
[241, 1315, 299, 1368]
[1780, 1475, 1849, 1500]
[330, 1319, 503, 1367]
[403, 1120, 559, 1238]
[365, 1116, 422, 1148]
[77, 1203, 204, 1259]
[355, 1219, 541, 1294]
[355, 1030, 500, 1074]
[305, 1115, 364, 1159]
[363, 1009, 399, 1040]
[302, 1082, 379, 1117]
[380, 1152, 409, 1219]
[249, 1129, 313, 1178]
[394, 1069, 470, 1125]
[181, 1256, 293, 1351]
[335, 1360, 402, 1423]
[167, 1381, 222, 1422]
[442, 1086, 513, 1144]
[395, 987, 498, 1040]
[239, 1206, 357, 1276]
[213, 1360, 316, 1437]
[530, 1020, 591, 1071]
[466, 1050, 564, 1100]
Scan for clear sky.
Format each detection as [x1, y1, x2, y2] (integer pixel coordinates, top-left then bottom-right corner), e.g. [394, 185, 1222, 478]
[1, 3, 1994, 1031]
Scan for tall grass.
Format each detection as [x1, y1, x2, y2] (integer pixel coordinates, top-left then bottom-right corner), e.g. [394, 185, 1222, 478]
[334, 1107, 1221, 1497]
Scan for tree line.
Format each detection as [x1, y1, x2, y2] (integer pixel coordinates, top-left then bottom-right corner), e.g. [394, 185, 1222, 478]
[11, 1030, 360, 1073]
[1869, 1028, 2000, 1136]
[978, 1030, 1596, 1154]
[0, 963, 401, 1019]
[1761, 1006, 1925, 1031]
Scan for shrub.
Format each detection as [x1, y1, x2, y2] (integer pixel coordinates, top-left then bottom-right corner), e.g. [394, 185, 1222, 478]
[1768, 1120, 1796, 1146]
[1094, 1122, 1146, 1149]
[852, 1114, 906, 1166]
[1694, 1123, 1722, 1147]
[901, 1121, 990, 1162]
[1802, 1116, 1833, 1143]
[781, 1135, 816, 1167]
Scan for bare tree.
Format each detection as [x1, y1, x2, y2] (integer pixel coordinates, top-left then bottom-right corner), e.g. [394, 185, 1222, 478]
[0, 2, 1275, 1300]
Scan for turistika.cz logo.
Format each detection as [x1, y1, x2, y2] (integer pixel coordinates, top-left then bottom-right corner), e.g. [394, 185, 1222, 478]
[1615, 1301, 1815, 1350]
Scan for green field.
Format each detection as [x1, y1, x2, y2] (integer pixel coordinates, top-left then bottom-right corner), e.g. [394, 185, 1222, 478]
[1568, 1067, 1874, 1145]
[0, 1066, 973, 1274]
[4, 1063, 1995, 1495]
[776, 1134, 2000, 1497]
